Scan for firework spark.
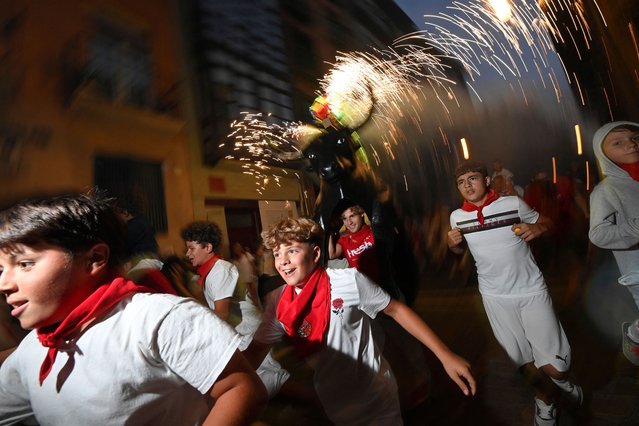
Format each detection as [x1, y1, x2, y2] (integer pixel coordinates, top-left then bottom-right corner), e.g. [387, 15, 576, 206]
[225, 0, 596, 192]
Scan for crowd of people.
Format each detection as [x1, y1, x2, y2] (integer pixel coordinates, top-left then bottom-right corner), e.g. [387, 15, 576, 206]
[0, 120, 637, 425]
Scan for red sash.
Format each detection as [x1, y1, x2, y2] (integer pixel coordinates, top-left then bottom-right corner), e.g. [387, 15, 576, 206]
[36, 277, 159, 385]
[196, 255, 220, 288]
[276, 267, 330, 357]
[461, 189, 499, 224]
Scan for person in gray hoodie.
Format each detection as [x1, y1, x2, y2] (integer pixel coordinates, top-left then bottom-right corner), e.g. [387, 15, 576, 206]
[588, 121, 639, 364]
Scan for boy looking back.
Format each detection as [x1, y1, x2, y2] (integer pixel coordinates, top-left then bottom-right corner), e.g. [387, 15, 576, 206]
[588, 121, 639, 364]
[246, 217, 475, 425]
[0, 192, 265, 425]
[328, 202, 379, 283]
[448, 161, 581, 426]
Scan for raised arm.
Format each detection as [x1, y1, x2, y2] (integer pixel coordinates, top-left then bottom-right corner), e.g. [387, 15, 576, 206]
[383, 299, 476, 396]
[328, 233, 343, 259]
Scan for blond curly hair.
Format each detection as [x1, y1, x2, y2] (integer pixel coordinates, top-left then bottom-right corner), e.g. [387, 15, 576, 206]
[261, 217, 323, 250]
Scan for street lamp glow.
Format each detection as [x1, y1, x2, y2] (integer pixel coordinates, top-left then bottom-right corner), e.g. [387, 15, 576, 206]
[574, 124, 583, 155]
[461, 138, 470, 160]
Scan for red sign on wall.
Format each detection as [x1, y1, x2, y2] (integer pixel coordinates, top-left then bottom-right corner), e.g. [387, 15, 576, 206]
[209, 176, 226, 192]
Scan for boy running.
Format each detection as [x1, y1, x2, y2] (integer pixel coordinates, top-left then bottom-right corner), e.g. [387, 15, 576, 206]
[246, 217, 475, 425]
[0, 192, 265, 425]
[448, 161, 581, 425]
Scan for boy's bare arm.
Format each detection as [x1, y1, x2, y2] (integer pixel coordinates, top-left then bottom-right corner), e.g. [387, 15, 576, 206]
[213, 298, 231, 321]
[447, 228, 465, 254]
[383, 299, 476, 396]
[327, 234, 343, 259]
[204, 350, 267, 426]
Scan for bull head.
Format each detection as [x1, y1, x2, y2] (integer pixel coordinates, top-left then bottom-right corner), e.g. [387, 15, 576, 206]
[303, 128, 361, 183]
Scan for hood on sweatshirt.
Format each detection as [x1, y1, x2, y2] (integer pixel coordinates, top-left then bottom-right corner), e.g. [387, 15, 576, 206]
[592, 120, 639, 180]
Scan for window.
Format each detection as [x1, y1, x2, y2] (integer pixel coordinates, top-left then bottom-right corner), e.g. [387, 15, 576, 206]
[94, 155, 167, 232]
[87, 19, 151, 107]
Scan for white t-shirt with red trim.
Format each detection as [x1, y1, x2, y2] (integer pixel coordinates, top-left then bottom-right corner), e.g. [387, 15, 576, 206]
[254, 267, 401, 426]
[450, 195, 546, 297]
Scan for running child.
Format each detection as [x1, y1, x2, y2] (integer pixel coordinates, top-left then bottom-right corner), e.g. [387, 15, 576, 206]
[448, 161, 582, 426]
[246, 217, 475, 425]
[0, 192, 265, 425]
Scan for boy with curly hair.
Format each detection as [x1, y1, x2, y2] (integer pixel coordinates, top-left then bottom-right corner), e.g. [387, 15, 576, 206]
[246, 217, 475, 425]
[181, 221, 239, 322]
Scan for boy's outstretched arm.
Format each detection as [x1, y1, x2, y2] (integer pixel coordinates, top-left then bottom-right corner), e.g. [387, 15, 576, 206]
[383, 299, 476, 396]
[204, 350, 267, 426]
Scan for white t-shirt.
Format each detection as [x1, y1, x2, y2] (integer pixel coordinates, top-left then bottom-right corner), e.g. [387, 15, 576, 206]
[254, 268, 401, 426]
[201, 259, 239, 310]
[0, 293, 241, 426]
[233, 253, 255, 285]
[450, 195, 547, 297]
[492, 168, 514, 180]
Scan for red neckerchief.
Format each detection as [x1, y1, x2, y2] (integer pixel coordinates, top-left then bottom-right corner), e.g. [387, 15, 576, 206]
[276, 267, 330, 358]
[136, 269, 178, 295]
[196, 255, 220, 288]
[461, 189, 500, 224]
[619, 161, 639, 182]
[36, 276, 159, 385]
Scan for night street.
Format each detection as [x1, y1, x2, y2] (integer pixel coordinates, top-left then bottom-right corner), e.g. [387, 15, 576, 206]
[258, 247, 639, 426]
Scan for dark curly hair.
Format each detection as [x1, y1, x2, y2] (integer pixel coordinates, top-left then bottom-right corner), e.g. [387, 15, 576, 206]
[0, 189, 126, 267]
[180, 221, 223, 252]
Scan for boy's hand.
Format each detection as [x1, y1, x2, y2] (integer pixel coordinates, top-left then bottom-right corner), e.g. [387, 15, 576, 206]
[447, 228, 465, 254]
[512, 223, 543, 242]
[440, 352, 476, 396]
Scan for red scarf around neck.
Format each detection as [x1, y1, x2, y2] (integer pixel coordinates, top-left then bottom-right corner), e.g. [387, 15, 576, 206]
[619, 161, 639, 182]
[196, 255, 220, 288]
[276, 267, 330, 358]
[36, 276, 160, 385]
[461, 189, 500, 224]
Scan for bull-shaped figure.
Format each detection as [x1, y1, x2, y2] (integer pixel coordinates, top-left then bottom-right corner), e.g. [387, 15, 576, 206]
[297, 126, 419, 305]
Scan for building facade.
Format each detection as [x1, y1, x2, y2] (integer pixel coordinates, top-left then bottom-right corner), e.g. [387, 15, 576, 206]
[0, 0, 193, 254]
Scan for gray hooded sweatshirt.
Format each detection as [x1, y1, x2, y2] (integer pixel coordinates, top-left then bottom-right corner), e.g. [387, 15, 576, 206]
[589, 121, 639, 294]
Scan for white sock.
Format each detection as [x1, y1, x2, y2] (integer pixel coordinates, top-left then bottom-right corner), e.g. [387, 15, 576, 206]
[551, 378, 574, 393]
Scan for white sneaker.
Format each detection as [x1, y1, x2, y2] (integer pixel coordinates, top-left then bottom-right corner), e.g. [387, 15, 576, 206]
[534, 398, 557, 426]
[566, 384, 583, 407]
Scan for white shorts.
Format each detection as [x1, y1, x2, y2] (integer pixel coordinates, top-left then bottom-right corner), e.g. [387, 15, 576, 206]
[481, 291, 571, 371]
